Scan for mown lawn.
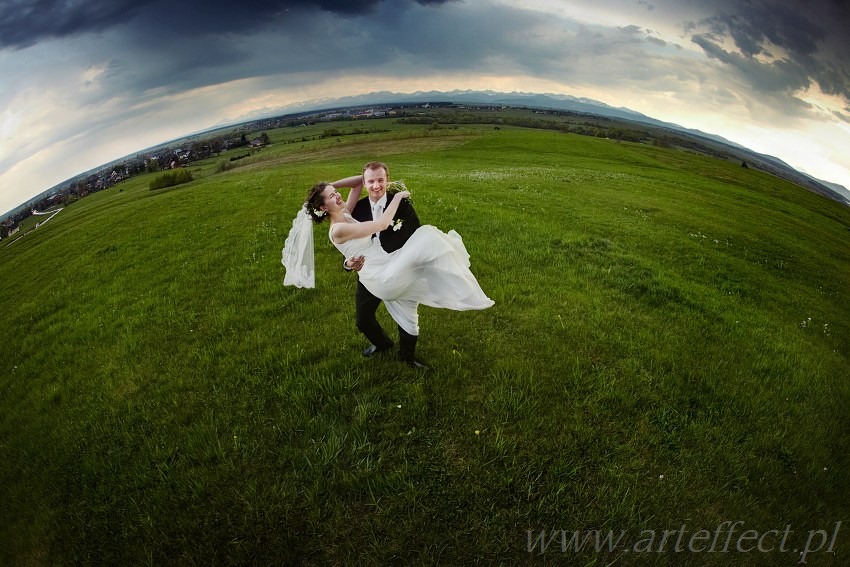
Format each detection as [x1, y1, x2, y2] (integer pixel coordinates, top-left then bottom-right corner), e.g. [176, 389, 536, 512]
[2, 125, 848, 565]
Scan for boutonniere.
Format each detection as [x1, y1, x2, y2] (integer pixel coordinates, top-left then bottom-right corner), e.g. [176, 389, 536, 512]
[392, 219, 404, 231]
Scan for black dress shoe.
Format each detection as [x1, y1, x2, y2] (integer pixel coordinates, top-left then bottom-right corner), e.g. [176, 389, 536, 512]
[403, 358, 431, 371]
[362, 343, 393, 357]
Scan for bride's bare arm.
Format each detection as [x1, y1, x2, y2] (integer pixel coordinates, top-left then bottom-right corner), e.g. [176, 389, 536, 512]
[331, 191, 410, 244]
[332, 175, 364, 212]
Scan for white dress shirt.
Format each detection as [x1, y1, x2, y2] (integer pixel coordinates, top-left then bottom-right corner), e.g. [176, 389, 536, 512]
[371, 194, 387, 221]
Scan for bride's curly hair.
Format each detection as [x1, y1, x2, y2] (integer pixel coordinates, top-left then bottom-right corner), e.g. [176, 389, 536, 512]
[304, 182, 332, 224]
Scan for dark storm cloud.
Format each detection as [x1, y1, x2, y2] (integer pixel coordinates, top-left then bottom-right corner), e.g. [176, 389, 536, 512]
[691, 33, 813, 94]
[67, 1, 560, 104]
[709, 3, 823, 58]
[687, 0, 850, 102]
[0, 0, 462, 112]
[0, 0, 140, 49]
[0, 0, 455, 49]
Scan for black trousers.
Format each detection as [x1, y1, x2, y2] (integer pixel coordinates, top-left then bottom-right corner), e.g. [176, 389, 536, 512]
[355, 280, 417, 360]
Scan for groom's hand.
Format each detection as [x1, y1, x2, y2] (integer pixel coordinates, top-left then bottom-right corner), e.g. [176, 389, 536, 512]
[345, 255, 365, 272]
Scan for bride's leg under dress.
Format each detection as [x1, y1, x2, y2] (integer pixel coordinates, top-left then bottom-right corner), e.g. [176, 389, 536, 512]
[384, 298, 419, 336]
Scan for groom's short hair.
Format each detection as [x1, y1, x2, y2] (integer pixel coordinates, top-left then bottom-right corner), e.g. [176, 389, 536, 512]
[363, 161, 388, 177]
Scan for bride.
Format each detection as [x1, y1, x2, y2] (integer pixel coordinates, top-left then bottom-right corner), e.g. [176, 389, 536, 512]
[282, 181, 493, 336]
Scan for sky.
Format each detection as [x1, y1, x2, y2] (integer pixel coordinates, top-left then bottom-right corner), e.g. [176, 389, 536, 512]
[1, 0, 849, 216]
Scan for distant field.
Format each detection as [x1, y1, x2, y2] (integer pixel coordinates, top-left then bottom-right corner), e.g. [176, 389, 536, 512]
[1, 122, 848, 565]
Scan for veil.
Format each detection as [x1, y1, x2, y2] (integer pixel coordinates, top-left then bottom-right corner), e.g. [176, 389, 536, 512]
[281, 206, 315, 288]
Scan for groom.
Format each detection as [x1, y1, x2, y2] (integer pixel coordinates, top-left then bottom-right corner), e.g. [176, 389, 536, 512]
[344, 161, 429, 370]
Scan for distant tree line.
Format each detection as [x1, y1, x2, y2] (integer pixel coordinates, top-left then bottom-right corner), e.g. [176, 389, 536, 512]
[319, 127, 388, 138]
[395, 113, 647, 142]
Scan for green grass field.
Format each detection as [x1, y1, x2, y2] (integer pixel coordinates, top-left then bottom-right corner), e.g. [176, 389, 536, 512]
[2, 121, 848, 565]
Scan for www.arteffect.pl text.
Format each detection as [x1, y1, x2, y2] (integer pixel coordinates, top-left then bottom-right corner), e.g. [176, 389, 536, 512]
[527, 521, 841, 563]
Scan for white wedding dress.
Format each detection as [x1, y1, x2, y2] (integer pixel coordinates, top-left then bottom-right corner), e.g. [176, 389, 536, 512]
[331, 214, 494, 335]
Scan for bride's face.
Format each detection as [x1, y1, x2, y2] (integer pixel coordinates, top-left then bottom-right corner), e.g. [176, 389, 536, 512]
[322, 185, 343, 212]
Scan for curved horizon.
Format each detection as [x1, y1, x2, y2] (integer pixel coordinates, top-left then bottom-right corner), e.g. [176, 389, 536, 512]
[2, 0, 849, 216]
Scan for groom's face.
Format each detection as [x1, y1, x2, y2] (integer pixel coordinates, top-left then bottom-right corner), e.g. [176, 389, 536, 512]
[363, 166, 388, 203]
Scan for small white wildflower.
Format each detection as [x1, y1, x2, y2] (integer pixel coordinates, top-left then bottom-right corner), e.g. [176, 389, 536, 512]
[396, 405, 402, 409]
[659, 474, 664, 480]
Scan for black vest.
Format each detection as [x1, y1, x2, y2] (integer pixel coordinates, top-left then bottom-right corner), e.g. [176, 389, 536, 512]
[351, 193, 421, 253]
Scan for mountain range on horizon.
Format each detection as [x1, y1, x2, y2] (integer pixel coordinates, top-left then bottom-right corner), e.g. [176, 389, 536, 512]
[245, 89, 749, 149]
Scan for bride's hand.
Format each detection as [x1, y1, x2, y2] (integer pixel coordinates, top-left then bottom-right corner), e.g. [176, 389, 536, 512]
[395, 190, 410, 200]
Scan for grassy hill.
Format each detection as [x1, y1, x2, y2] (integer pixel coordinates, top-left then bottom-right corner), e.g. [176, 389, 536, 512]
[1, 122, 848, 565]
